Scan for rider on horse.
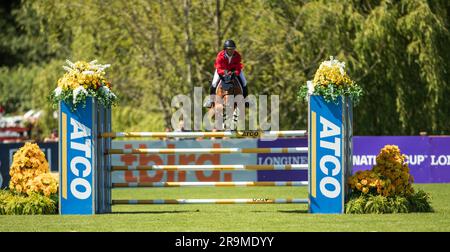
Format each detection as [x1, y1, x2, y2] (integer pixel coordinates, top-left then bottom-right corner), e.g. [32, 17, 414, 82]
[204, 39, 248, 108]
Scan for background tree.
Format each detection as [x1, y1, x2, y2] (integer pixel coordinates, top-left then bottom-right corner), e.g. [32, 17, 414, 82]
[0, 0, 448, 137]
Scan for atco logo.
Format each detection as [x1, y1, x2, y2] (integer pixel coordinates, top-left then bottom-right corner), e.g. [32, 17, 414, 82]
[318, 116, 341, 198]
[70, 118, 92, 200]
[237, 131, 261, 138]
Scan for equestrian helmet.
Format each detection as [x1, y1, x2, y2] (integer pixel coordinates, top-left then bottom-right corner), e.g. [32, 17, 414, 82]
[223, 39, 236, 49]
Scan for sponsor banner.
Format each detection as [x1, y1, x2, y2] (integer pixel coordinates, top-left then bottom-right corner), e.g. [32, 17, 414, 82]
[2, 137, 449, 189]
[111, 136, 450, 184]
[59, 98, 95, 214]
[353, 136, 450, 183]
[256, 137, 308, 181]
[308, 95, 346, 213]
[0, 142, 58, 189]
[111, 139, 258, 182]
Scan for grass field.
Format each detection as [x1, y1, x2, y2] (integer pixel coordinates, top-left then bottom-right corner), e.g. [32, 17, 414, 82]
[0, 184, 449, 232]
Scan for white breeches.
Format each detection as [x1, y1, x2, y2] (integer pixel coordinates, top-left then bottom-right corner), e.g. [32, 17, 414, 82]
[211, 70, 247, 88]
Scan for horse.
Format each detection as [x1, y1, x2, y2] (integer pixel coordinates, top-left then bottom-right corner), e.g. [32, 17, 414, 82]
[211, 70, 244, 131]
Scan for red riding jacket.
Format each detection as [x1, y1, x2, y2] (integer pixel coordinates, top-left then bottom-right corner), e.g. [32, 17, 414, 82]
[214, 50, 243, 76]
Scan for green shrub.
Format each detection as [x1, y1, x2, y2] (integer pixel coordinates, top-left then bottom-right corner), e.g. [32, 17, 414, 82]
[388, 196, 409, 213]
[345, 190, 433, 214]
[408, 189, 433, 213]
[0, 189, 58, 215]
[364, 195, 389, 214]
[0, 191, 8, 215]
[345, 195, 367, 214]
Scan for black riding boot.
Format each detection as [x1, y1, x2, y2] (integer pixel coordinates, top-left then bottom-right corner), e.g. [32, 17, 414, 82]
[210, 85, 216, 96]
[242, 85, 248, 98]
[242, 85, 249, 107]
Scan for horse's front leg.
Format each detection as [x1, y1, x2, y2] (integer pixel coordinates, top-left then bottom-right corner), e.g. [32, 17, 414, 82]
[213, 102, 225, 131]
[223, 95, 235, 130]
[231, 106, 239, 131]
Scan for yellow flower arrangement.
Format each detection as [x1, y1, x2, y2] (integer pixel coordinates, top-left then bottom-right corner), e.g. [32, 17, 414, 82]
[57, 60, 110, 90]
[348, 145, 414, 197]
[9, 142, 58, 197]
[298, 56, 362, 103]
[51, 59, 117, 109]
[348, 170, 386, 196]
[372, 145, 414, 196]
[346, 146, 433, 214]
[27, 173, 58, 197]
[312, 57, 354, 87]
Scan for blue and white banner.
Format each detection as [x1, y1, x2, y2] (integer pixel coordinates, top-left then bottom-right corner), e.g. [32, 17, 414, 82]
[59, 98, 95, 215]
[308, 95, 346, 214]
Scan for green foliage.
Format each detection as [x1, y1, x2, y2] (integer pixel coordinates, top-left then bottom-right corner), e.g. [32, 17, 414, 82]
[0, 65, 39, 112]
[408, 189, 434, 213]
[298, 83, 363, 104]
[0, 190, 58, 215]
[49, 88, 118, 112]
[364, 195, 389, 214]
[0, 60, 62, 138]
[345, 190, 433, 214]
[112, 106, 165, 132]
[0, 0, 449, 135]
[345, 194, 367, 214]
[388, 196, 409, 213]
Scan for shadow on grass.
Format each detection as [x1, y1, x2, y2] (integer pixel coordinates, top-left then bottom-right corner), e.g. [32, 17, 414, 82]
[248, 209, 308, 214]
[111, 210, 197, 214]
[277, 209, 308, 214]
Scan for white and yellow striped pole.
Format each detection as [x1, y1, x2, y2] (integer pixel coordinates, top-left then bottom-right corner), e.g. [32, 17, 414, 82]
[106, 147, 308, 154]
[112, 198, 309, 204]
[100, 130, 307, 138]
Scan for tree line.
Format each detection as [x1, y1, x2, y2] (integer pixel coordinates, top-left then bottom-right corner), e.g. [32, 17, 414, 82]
[0, 0, 449, 138]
